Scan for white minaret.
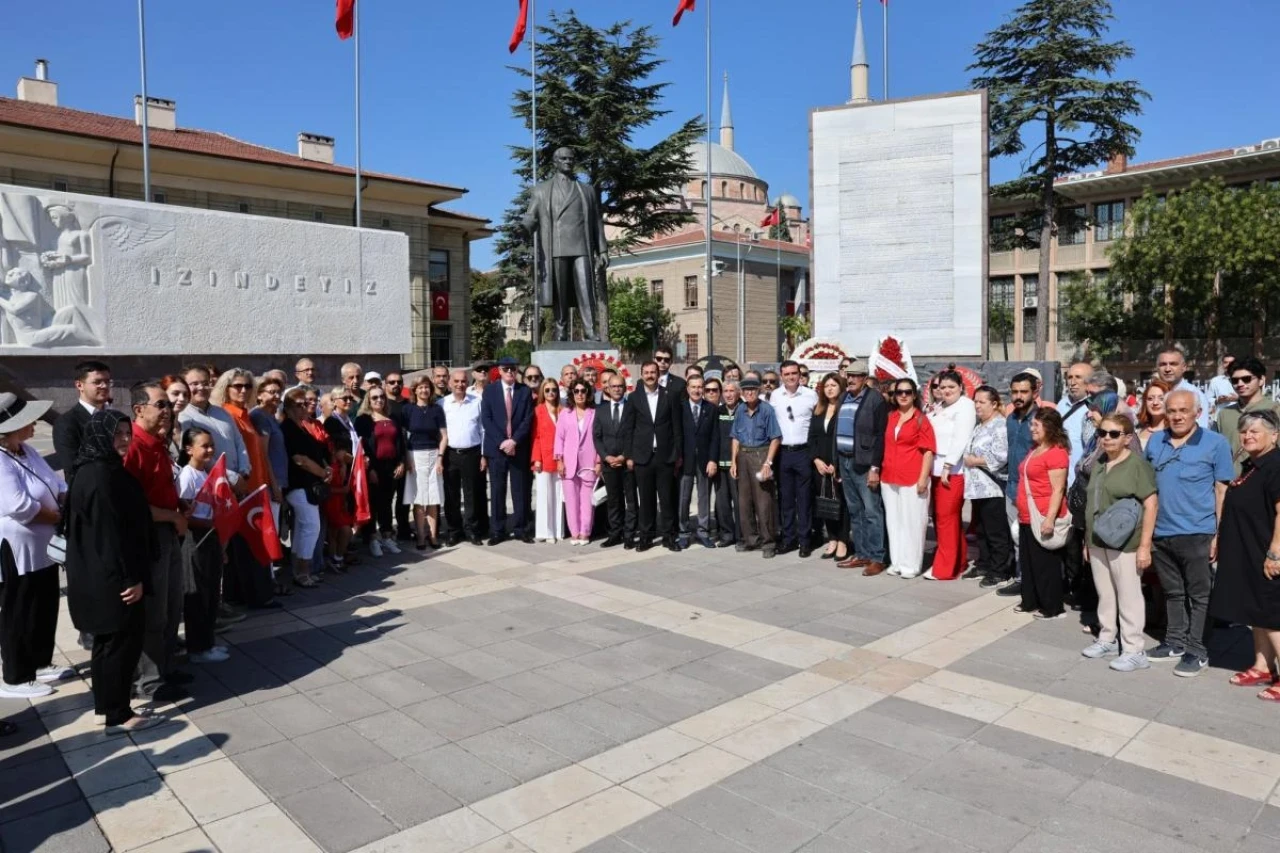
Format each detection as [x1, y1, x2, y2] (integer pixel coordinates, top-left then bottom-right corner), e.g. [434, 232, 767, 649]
[720, 72, 735, 152]
[849, 0, 870, 104]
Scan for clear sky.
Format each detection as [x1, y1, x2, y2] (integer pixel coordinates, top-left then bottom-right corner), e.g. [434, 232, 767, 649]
[4, 1, 1278, 269]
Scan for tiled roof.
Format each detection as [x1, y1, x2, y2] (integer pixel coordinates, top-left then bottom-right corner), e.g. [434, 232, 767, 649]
[0, 96, 465, 194]
[1056, 140, 1278, 184]
[636, 230, 808, 254]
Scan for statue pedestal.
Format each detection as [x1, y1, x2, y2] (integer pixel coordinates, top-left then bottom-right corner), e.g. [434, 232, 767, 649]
[531, 342, 632, 391]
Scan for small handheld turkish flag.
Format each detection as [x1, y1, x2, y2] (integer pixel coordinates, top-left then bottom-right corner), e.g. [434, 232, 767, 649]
[193, 454, 239, 545]
[237, 485, 284, 565]
[673, 0, 696, 26]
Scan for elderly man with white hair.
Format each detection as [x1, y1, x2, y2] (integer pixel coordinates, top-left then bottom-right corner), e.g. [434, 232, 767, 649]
[1144, 388, 1235, 677]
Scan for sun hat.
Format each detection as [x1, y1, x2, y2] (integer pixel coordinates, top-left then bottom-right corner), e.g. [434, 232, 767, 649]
[0, 393, 53, 435]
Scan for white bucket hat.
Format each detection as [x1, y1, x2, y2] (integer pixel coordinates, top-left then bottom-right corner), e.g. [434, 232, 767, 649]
[0, 392, 52, 435]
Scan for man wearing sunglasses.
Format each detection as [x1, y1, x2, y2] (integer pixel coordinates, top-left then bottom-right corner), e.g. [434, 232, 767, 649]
[479, 356, 534, 545]
[1216, 357, 1279, 472]
[654, 344, 686, 402]
[1144, 389, 1235, 677]
[773, 360, 818, 557]
[832, 358, 887, 574]
[125, 380, 189, 704]
[524, 368, 545, 389]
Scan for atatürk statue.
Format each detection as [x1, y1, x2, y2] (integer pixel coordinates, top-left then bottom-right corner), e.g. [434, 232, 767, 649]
[522, 147, 608, 342]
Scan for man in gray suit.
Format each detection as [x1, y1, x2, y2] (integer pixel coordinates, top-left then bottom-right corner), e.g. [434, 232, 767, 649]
[522, 147, 608, 341]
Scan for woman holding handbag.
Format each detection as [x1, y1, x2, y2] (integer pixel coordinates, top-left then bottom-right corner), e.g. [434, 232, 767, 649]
[881, 378, 936, 579]
[1017, 409, 1072, 619]
[962, 386, 1012, 587]
[1082, 414, 1158, 672]
[809, 373, 849, 562]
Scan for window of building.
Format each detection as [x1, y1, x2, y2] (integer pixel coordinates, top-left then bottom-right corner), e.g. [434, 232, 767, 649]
[989, 277, 1015, 344]
[684, 334, 700, 362]
[1094, 200, 1125, 242]
[430, 325, 452, 365]
[52, 180, 68, 192]
[152, 191, 166, 204]
[720, 181, 727, 197]
[312, 210, 324, 222]
[684, 275, 698, 308]
[238, 202, 250, 214]
[651, 278, 664, 300]
[1057, 206, 1086, 245]
[429, 249, 449, 293]
[738, 182, 745, 198]
[1021, 275, 1039, 344]
[381, 218, 391, 229]
[989, 215, 1018, 251]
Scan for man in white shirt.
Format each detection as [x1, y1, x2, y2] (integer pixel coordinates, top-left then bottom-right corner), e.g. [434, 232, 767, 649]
[439, 368, 485, 546]
[1058, 362, 1094, 488]
[773, 360, 819, 556]
[1155, 347, 1211, 429]
[1206, 355, 1237, 420]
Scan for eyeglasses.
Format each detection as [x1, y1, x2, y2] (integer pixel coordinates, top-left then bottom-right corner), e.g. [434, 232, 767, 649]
[654, 356, 672, 363]
[525, 374, 542, 382]
[1098, 429, 1127, 439]
[297, 367, 315, 374]
[499, 365, 516, 373]
[786, 405, 794, 421]
[705, 387, 721, 394]
[229, 383, 252, 391]
[369, 394, 386, 401]
[1231, 375, 1258, 385]
[763, 379, 778, 386]
[141, 399, 173, 410]
[894, 390, 914, 397]
[573, 389, 589, 395]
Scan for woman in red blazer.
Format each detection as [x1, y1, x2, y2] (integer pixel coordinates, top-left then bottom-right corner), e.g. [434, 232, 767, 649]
[530, 378, 564, 542]
[881, 378, 937, 579]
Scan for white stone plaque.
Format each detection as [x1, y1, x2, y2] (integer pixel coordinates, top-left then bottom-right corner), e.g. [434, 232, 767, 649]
[0, 183, 410, 355]
[810, 92, 986, 357]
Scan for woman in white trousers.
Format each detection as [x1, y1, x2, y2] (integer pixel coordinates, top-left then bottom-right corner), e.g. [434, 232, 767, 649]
[880, 378, 936, 578]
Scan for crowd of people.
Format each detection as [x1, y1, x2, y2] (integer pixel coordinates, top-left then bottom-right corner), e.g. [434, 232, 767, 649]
[2, 343, 1279, 736]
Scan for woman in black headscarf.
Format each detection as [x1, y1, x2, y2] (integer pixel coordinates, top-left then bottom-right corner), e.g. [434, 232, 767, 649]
[65, 410, 164, 732]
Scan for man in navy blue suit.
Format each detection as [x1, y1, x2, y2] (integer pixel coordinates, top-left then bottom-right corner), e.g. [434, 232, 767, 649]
[480, 356, 534, 545]
[678, 375, 720, 548]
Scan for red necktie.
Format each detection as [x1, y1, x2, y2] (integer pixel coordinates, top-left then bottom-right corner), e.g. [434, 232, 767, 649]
[505, 385, 514, 439]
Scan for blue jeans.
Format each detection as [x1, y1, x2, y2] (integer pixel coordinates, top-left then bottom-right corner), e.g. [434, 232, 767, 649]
[839, 455, 885, 562]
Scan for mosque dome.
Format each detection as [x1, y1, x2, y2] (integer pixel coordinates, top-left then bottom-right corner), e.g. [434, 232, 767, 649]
[687, 141, 760, 181]
[776, 192, 802, 209]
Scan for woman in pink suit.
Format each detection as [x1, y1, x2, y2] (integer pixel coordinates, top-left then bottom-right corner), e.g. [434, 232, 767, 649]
[555, 379, 601, 545]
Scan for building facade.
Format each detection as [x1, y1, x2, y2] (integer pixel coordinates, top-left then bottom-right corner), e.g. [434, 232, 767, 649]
[0, 60, 490, 370]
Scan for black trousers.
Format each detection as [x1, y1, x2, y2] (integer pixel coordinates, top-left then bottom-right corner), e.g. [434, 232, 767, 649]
[224, 534, 273, 609]
[1063, 526, 1097, 612]
[395, 472, 411, 538]
[0, 557, 59, 685]
[444, 446, 483, 539]
[370, 458, 400, 535]
[488, 452, 531, 537]
[972, 497, 1013, 578]
[183, 529, 223, 654]
[778, 447, 813, 548]
[1020, 523, 1065, 616]
[598, 462, 628, 540]
[632, 460, 676, 543]
[93, 603, 145, 726]
[714, 465, 738, 543]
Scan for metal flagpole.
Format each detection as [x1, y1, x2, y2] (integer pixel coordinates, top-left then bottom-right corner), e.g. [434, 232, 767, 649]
[531, 0, 540, 349]
[137, 0, 151, 201]
[704, 0, 714, 357]
[354, 0, 362, 226]
[882, 0, 888, 101]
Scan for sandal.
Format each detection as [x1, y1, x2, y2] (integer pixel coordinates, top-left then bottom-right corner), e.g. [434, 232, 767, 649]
[1231, 668, 1277, 687]
[1257, 685, 1280, 702]
[106, 713, 168, 734]
[293, 575, 319, 589]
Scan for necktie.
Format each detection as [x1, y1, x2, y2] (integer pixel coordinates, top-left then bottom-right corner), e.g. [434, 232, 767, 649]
[504, 385, 513, 439]
[692, 403, 700, 425]
[612, 403, 620, 427]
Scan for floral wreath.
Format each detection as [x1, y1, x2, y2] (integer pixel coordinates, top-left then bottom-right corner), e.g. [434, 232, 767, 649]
[572, 352, 633, 391]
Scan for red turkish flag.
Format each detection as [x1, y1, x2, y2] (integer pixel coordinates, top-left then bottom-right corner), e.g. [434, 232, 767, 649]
[760, 207, 779, 227]
[432, 291, 450, 321]
[335, 0, 355, 39]
[351, 442, 372, 526]
[192, 454, 239, 545]
[237, 485, 283, 565]
[673, 0, 696, 26]
[509, 0, 530, 53]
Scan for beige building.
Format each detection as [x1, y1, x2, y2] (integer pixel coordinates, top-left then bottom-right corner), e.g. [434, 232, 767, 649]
[609, 76, 811, 364]
[0, 60, 490, 369]
[989, 139, 1280, 372]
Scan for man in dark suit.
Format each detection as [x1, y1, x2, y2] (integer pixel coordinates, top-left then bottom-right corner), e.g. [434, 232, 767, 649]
[834, 358, 889, 575]
[52, 360, 113, 474]
[479, 356, 534, 545]
[654, 345, 686, 402]
[677, 375, 720, 548]
[621, 361, 683, 552]
[592, 372, 630, 548]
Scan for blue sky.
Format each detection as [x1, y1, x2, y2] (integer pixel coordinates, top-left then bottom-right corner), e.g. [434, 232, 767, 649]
[5, 1, 1278, 269]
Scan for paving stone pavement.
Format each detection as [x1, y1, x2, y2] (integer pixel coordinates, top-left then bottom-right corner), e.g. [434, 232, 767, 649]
[4, 535, 1280, 853]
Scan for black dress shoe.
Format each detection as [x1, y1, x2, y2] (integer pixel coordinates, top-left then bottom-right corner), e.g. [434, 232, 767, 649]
[600, 536, 623, 548]
[717, 540, 734, 548]
[636, 541, 653, 552]
[624, 539, 635, 550]
[446, 535, 463, 547]
[469, 536, 483, 546]
[776, 543, 796, 556]
[996, 580, 1022, 597]
[521, 535, 536, 544]
[486, 536, 505, 547]
[798, 546, 812, 558]
[664, 537, 682, 552]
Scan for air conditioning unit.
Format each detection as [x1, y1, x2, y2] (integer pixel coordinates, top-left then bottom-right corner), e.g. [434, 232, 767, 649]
[1023, 295, 1039, 310]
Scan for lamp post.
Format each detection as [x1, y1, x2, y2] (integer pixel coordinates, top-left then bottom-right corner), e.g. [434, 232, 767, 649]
[735, 232, 759, 365]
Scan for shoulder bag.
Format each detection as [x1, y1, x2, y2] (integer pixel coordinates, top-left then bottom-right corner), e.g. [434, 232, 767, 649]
[815, 474, 843, 521]
[1023, 460, 1071, 550]
[1089, 459, 1143, 550]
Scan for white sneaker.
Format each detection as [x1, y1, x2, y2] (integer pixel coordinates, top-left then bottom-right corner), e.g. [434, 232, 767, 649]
[898, 569, 921, 579]
[0, 680, 54, 698]
[922, 568, 938, 581]
[35, 665, 75, 684]
[382, 538, 402, 555]
[190, 649, 229, 664]
[369, 539, 384, 557]
[886, 565, 902, 576]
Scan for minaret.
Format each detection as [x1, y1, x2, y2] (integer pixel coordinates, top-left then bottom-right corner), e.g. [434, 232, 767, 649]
[849, 0, 870, 104]
[720, 72, 735, 152]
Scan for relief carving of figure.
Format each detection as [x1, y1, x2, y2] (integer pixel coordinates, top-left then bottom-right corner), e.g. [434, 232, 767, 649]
[0, 268, 100, 347]
[41, 203, 92, 311]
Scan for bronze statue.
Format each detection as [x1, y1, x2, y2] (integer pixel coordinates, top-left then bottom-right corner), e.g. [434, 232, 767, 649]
[522, 147, 608, 342]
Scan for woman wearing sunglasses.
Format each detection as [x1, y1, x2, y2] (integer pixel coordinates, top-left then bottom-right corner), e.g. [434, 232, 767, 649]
[555, 379, 600, 545]
[881, 378, 936, 579]
[356, 387, 407, 557]
[1082, 415, 1158, 672]
[531, 378, 565, 543]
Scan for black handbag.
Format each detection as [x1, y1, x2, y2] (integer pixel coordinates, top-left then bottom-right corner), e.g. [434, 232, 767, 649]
[815, 474, 843, 521]
[305, 481, 331, 505]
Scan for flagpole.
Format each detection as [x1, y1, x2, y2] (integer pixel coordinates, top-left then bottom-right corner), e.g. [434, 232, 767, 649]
[704, 0, 714, 358]
[530, 0, 540, 349]
[137, 0, 151, 201]
[354, 0, 362, 227]
[882, 0, 888, 101]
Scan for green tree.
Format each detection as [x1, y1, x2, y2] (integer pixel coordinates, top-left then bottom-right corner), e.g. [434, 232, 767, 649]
[1060, 270, 1130, 362]
[607, 276, 676, 360]
[469, 270, 506, 361]
[988, 299, 1015, 361]
[496, 339, 533, 366]
[494, 12, 703, 342]
[778, 314, 810, 359]
[767, 205, 790, 242]
[970, 0, 1147, 359]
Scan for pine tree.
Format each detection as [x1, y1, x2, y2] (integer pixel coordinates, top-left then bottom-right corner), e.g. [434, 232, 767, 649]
[969, 0, 1147, 359]
[494, 12, 704, 341]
